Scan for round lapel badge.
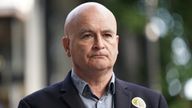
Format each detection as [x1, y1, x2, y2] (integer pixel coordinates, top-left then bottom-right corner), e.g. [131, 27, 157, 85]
[131, 97, 146, 108]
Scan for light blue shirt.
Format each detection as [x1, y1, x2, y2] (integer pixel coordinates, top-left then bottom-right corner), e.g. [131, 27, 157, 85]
[71, 69, 115, 108]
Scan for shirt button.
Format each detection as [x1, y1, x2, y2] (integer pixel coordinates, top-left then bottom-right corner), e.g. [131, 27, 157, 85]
[99, 100, 102, 103]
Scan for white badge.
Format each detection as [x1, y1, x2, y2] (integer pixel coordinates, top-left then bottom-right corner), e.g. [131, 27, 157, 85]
[131, 97, 146, 108]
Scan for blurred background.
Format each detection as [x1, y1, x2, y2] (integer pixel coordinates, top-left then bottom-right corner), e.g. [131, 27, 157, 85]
[0, 0, 191, 108]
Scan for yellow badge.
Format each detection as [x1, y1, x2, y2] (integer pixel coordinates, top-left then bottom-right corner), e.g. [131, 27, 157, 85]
[131, 97, 146, 108]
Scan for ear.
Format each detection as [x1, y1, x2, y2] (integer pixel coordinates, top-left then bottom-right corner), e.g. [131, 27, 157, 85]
[62, 36, 71, 57]
[116, 35, 119, 44]
[116, 35, 119, 54]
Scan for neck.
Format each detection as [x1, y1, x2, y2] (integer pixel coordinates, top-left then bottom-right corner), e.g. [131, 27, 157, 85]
[74, 68, 113, 98]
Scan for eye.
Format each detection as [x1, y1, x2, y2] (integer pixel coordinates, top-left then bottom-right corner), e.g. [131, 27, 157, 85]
[81, 33, 94, 39]
[103, 33, 113, 38]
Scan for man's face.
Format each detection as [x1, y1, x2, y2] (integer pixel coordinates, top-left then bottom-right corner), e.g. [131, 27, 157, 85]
[64, 9, 119, 73]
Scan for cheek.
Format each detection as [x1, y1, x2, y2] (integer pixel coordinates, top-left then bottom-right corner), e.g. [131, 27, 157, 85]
[112, 47, 118, 58]
[109, 41, 118, 53]
[110, 44, 119, 61]
[71, 42, 91, 57]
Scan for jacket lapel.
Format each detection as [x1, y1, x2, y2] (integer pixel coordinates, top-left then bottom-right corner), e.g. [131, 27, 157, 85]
[115, 78, 133, 108]
[59, 72, 85, 108]
[59, 72, 136, 108]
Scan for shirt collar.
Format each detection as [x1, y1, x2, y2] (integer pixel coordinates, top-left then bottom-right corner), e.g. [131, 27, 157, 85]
[71, 69, 88, 95]
[71, 69, 116, 96]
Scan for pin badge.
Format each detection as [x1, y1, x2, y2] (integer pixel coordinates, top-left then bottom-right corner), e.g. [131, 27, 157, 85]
[131, 97, 146, 108]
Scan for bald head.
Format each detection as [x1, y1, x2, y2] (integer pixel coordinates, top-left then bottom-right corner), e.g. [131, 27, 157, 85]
[64, 2, 117, 36]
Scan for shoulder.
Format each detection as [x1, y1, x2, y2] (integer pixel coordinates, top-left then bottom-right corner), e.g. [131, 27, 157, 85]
[29, 81, 63, 97]
[19, 81, 64, 106]
[116, 78, 167, 101]
[116, 78, 159, 95]
[115, 78, 168, 108]
[18, 72, 74, 107]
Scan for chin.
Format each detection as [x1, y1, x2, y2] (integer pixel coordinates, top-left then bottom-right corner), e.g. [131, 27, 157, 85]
[90, 64, 112, 71]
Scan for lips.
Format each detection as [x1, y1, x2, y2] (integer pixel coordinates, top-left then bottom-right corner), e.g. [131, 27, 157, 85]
[89, 53, 107, 58]
[91, 54, 106, 57]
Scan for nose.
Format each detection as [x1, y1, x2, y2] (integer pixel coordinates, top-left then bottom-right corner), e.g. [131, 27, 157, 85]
[93, 35, 105, 50]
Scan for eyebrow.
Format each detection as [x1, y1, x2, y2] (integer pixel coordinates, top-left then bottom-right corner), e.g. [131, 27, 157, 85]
[102, 30, 115, 34]
[79, 28, 115, 35]
[79, 29, 93, 34]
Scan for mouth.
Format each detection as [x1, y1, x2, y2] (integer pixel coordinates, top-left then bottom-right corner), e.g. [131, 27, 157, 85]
[90, 54, 107, 58]
[89, 51, 108, 59]
[92, 55, 106, 57]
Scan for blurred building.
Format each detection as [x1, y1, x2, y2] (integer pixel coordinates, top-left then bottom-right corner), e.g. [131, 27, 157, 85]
[0, 0, 46, 107]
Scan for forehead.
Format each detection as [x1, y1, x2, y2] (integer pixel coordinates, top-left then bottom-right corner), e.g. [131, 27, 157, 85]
[73, 9, 117, 32]
[78, 5, 116, 23]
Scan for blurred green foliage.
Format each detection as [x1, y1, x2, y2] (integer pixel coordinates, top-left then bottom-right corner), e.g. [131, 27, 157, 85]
[101, 0, 192, 107]
[103, 0, 146, 34]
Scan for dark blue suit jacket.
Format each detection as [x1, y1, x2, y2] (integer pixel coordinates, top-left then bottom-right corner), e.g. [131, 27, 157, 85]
[18, 72, 168, 108]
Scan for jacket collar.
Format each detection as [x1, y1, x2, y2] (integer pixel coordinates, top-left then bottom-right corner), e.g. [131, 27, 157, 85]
[59, 71, 85, 108]
[115, 78, 134, 108]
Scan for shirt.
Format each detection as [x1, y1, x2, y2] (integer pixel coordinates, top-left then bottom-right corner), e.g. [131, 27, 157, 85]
[71, 70, 115, 108]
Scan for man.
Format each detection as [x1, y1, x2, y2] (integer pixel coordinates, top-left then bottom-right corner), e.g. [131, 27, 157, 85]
[18, 2, 168, 108]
